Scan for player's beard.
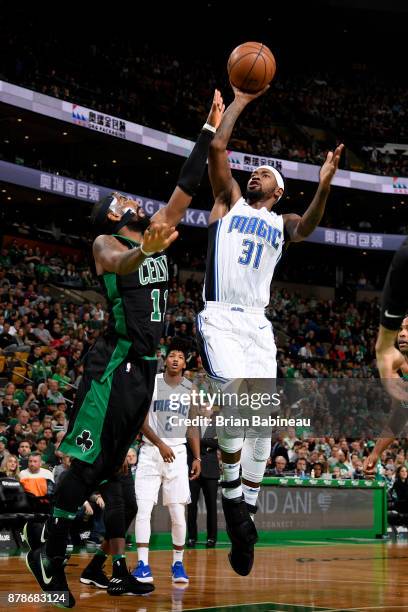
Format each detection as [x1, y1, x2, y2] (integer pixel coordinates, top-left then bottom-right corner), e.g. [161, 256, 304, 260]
[245, 188, 264, 204]
[126, 214, 151, 233]
[398, 343, 408, 356]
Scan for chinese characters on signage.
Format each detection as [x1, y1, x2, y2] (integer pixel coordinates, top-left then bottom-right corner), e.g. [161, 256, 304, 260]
[40, 174, 100, 201]
[323, 229, 383, 249]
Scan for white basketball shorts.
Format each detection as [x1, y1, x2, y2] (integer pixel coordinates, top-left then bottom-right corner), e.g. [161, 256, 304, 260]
[196, 301, 277, 379]
[134, 443, 191, 506]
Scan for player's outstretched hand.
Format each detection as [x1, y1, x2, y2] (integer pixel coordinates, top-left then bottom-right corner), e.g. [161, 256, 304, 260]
[363, 452, 378, 480]
[190, 458, 201, 480]
[142, 223, 178, 254]
[158, 441, 176, 463]
[231, 83, 270, 105]
[206, 89, 225, 130]
[319, 143, 344, 189]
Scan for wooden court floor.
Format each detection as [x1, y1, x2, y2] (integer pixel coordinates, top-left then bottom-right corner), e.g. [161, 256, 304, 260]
[1, 541, 408, 611]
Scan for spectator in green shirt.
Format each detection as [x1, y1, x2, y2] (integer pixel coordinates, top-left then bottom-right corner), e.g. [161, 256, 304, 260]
[31, 353, 53, 384]
[51, 365, 71, 392]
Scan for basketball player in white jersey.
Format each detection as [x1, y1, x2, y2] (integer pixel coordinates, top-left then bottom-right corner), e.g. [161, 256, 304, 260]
[197, 83, 343, 575]
[131, 341, 201, 584]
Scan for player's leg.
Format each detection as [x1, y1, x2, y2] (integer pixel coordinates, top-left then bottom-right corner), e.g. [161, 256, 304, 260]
[201, 477, 219, 546]
[163, 445, 190, 582]
[101, 361, 156, 596]
[215, 381, 260, 575]
[25, 359, 112, 608]
[80, 469, 138, 590]
[186, 476, 201, 546]
[132, 444, 161, 583]
[240, 323, 278, 513]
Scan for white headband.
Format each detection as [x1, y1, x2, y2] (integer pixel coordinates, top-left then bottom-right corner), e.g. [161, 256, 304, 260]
[257, 165, 285, 191]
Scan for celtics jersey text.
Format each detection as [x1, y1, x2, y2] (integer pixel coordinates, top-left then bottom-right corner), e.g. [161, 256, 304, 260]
[101, 235, 169, 358]
[203, 198, 284, 308]
[143, 374, 192, 446]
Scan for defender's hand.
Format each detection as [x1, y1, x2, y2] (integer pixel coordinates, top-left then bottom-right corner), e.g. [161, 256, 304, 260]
[206, 89, 225, 130]
[142, 223, 178, 254]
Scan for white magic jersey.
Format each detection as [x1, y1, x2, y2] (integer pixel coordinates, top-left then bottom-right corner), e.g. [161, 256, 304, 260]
[203, 198, 284, 308]
[143, 374, 192, 447]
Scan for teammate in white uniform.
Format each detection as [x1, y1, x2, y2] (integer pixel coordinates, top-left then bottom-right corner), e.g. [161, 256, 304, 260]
[197, 82, 343, 576]
[131, 342, 201, 584]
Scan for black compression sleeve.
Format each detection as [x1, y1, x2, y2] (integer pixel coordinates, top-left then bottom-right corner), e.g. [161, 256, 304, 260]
[177, 128, 214, 196]
[381, 237, 408, 330]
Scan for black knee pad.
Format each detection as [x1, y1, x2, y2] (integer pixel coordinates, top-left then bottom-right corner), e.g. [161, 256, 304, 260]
[222, 495, 258, 576]
[100, 480, 126, 540]
[53, 459, 103, 513]
[71, 458, 105, 492]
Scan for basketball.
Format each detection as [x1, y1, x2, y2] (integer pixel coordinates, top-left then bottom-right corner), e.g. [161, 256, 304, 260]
[227, 41, 276, 93]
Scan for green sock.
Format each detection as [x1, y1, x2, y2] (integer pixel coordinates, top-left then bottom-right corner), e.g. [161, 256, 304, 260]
[96, 549, 107, 558]
[112, 554, 126, 562]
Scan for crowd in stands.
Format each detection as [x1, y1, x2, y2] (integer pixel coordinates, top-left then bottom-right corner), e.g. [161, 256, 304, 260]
[0, 238, 406, 540]
[0, 241, 97, 290]
[2, 36, 407, 177]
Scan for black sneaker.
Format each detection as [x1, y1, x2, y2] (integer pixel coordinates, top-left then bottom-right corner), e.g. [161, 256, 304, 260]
[80, 565, 109, 589]
[206, 538, 216, 548]
[107, 573, 155, 596]
[186, 538, 196, 548]
[26, 545, 75, 608]
[222, 495, 258, 576]
[22, 521, 47, 551]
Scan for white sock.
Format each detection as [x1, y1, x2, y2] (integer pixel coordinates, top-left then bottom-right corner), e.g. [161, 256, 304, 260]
[222, 461, 242, 499]
[242, 483, 260, 509]
[173, 549, 184, 564]
[138, 547, 149, 565]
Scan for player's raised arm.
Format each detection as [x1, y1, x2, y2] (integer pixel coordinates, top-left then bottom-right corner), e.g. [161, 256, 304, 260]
[208, 85, 269, 224]
[283, 144, 344, 242]
[93, 223, 178, 276]
[151, 90, 225, 228]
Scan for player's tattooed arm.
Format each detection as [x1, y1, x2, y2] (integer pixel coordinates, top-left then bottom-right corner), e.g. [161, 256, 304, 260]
[283, 144, 344, 242]
[209, 85, 269, 223]
[93, 224, 178, 275]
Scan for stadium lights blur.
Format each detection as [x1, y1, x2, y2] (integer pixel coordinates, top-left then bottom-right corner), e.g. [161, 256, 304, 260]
[17, 118, 22, 122]
[147, 156, 152, 160]
[1, 189, 6, 193]
[165, 171, 169, 175]
[36, 197, 42, 201]
[112, 159, 117, 164]
[93, 163, 98, 167]
[6, 197, 11, 200]
[24, 135, 29, 140]
[4, 140, 9, 144]
[62, 132, 68, 136]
